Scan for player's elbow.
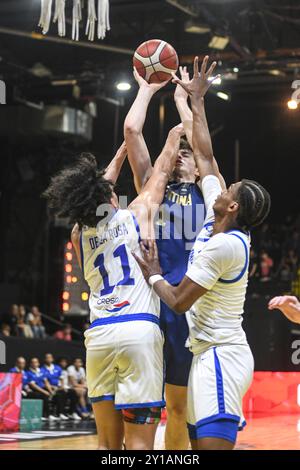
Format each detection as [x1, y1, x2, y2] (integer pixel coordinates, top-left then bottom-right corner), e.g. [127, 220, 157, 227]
[124, 121, 141, 137]
[172, 300, 187, 315]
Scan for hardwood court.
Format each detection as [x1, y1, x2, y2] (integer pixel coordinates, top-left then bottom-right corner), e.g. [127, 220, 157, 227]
[0, 414, 300, 450]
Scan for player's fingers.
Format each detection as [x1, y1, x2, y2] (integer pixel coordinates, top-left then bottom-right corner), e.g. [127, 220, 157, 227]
[133, 67, 140, 82]
[278, 297, 288, 306]
[148, 239, 155, 259]
[153, 240, 159, 259]
[211, 73, 221, 84]
[193, 56, 199, 78]
[206, 61, 217, 78]
[200, 55, 208, 78]
[131, 251, 145, 267]
[269, 296, 281, 306]
[288, 302, 300, 312]
[172, 75, 190, 94]
[139, 241, 148, 257]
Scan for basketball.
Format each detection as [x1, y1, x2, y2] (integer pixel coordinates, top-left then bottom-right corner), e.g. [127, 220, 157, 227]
[133, 39, 179, 83]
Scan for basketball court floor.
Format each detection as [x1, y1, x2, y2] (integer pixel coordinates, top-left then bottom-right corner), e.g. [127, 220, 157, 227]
[0, 414, 299, 450]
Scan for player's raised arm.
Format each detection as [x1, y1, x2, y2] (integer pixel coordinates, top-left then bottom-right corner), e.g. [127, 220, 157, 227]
[129, 124, 184, 236]
[124, 69, 169, 193]
[174, 66, 193, 147]
[103, 141, 127, 183]
[173, 57, 226, 189]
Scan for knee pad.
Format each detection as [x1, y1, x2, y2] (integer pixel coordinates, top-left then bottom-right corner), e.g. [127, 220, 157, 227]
[122, 406, 162, 425]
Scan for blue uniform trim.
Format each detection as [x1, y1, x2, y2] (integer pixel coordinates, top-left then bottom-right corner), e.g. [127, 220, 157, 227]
[219, 231, 249, 284]
[89, 313, 159, 329]
[79, 232, 84, 276]
[130, 212, 142, 243]
[89, 395, 114, 403]
[213, 347, 225, 413]
[187, 418, 239, 443]
[115, 400, 166, 410]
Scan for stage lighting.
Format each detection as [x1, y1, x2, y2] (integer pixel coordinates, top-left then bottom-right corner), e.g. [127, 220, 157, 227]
[217, 92, 229, 101]
[287, 100, 298, 110]
[233, 67, 239, 73]
[65, 264, 72, 273]
[62, 291, 70, 300]
[81, 292, 89, 301]
[184, 20, 211, 34]
[62, 302, 69, 312]
[208, 36, 229, 50]
[116, 82, 131, 91]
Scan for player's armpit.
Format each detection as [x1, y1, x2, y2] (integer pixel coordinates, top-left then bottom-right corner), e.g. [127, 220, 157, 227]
[153, 276, 207, 314]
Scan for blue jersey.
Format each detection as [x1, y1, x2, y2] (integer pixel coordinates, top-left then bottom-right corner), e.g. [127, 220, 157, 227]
[41, 364, 62, 387]
[9, 367, 30, 388]
[155, 182, 205, 284]
[27, 368, 47, 388]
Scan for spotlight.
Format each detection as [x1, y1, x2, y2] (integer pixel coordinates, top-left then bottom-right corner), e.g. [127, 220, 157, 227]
[81, 292, 89, 301]
[62, 291, 70, 300]
[208, 36, 229, 50]
[184, 20, 211, 34]
[116, 82, 131, 91]
[217, 92, 229, 101]
[287, 100, 298, 110]
[233, 67, 239, 73]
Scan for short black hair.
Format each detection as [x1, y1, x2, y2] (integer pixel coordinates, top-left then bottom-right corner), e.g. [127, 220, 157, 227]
[43, 153, 114, 227]
[236, 179, 271, 230]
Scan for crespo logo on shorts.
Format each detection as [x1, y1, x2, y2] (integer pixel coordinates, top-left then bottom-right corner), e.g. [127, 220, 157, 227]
[0, 80, 6, 104]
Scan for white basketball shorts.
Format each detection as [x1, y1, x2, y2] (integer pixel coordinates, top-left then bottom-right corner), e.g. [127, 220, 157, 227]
[84, 317, 165, 409]
[187, 344, 254, 443]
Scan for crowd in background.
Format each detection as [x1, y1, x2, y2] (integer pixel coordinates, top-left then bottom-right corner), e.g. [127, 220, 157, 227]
[9, 354, 91, 421]
[248, 218, 300, 294]
[0, 218, 299, 338]
[0, 304, 79, 340]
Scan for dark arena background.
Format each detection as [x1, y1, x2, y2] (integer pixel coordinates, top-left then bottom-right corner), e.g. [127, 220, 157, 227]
[0, 0, 299, 452]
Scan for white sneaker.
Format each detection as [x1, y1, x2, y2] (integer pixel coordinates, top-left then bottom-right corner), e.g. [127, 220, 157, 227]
[41, 417, 48, 422]
[48, 415, 59, 421]
[69, 412, 82, 421]
[59, 414, 69, 421]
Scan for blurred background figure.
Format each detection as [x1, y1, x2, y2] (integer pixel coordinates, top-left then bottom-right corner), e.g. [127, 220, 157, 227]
[67, 358, 89, 418]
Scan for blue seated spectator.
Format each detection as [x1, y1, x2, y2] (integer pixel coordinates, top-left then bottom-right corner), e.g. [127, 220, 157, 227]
[41, 353, 62, 387]
[9, 356, 30, 397]
[41, 353, 69, 421]
[27, 357, 57, 422]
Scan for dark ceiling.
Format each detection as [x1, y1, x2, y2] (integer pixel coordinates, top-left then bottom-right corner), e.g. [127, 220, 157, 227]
[0, 0, 300, 104]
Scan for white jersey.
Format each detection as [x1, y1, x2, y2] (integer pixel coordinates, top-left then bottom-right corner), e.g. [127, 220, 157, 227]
[186, 175, 250, 355]
[80, 209, 160, 325]
[188, 174, 222, 265]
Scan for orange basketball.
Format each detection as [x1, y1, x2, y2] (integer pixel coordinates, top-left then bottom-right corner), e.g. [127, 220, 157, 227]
[133, 39, 179, 84]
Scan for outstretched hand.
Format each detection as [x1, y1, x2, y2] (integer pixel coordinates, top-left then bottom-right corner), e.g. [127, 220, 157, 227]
[268, 295, 300, 323]
[174, 66, 190, 101]
[133, 67, 170, 93]
[132, 239, 162, 282]
[172, 55, 219, 99]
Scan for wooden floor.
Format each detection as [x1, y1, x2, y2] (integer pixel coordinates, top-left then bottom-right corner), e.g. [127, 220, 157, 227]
[1, 414, 300, 450]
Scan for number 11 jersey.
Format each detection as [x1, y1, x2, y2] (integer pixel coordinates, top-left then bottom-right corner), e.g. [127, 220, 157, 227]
[80, 209, 160, 324]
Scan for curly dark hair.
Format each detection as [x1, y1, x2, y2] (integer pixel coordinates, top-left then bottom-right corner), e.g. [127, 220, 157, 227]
[43, 153, 114, 227]
[236, 179, 271, 230]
